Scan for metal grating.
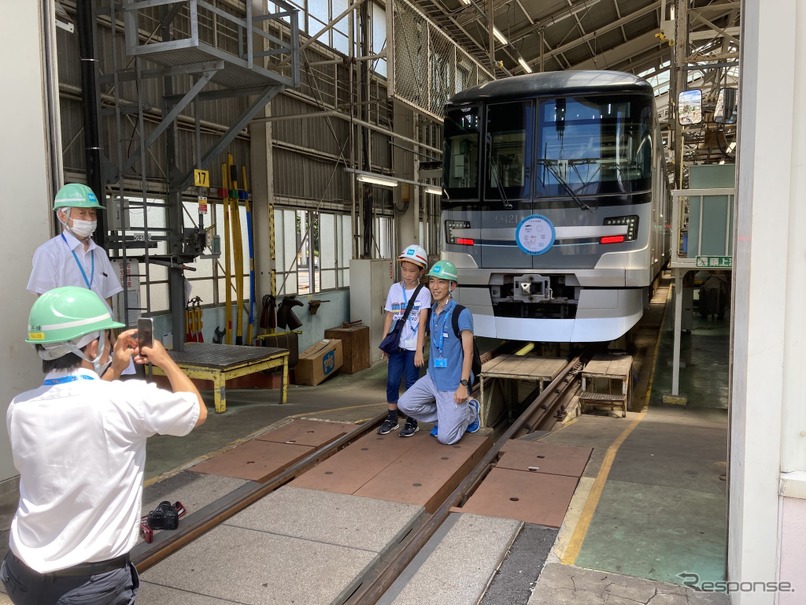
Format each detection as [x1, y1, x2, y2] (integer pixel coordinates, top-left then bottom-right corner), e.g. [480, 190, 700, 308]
[388, 0, 493, 120]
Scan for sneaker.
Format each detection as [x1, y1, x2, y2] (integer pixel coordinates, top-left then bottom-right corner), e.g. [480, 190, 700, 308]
[466, 399, 480, 434]
[399, 418, 419, 437]
[377, 414, 400, 435]
[430, 424, 439, 438]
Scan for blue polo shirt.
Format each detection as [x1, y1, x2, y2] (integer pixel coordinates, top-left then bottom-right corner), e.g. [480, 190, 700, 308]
[427, 299, 474, 391]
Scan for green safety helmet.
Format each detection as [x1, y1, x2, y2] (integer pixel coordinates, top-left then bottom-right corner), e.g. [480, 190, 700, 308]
[26, 286, 124, 345]
[53, 183, 105, 211]
[426, 260, 459, 282]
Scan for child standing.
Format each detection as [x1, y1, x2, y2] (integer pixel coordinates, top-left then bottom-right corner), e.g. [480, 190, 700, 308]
[378, 244, 432, 437]
[397, 260, 480, 445]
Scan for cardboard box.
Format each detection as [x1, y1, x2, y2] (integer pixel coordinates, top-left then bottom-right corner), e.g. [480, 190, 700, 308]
[294, 339, 343, 386]
[324, 324, 369, 374]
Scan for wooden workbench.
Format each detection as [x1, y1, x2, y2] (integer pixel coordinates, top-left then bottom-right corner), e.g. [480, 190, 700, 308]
[153, 343, 289, 413]
[579, 354, 633, 417]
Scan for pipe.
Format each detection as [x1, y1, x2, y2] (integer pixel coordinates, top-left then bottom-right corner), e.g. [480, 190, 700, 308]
[76, 1, 105, 247]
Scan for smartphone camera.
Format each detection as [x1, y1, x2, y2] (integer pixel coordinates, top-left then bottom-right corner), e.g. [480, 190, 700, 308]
[137, 317, 154, 351]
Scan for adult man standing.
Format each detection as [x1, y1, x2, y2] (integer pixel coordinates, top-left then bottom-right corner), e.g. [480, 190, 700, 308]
[27, 183, 122, 308]
[1, 286, 207, 603]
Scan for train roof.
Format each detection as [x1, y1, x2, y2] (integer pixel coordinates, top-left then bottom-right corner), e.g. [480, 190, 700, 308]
[446, 70, 654, 106]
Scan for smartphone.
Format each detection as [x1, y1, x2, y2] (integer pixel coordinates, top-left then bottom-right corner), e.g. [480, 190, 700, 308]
[137, 317, 154, 351]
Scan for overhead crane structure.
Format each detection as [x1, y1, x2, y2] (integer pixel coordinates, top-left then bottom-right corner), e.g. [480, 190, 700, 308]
[99, 0, 300, 349]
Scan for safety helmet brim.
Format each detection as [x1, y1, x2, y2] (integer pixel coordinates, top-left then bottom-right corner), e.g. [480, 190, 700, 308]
[26, 287, 124, 344]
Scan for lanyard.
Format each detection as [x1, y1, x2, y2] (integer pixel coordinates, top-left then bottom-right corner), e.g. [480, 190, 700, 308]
[61, 233, 94, 289]
[43, 374, 96, 386]
[430, 300, 453, 356]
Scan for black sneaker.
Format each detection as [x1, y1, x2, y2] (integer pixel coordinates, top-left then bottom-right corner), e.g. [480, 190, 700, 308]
[399, 417, 419, 437]
[377, 414, 400, 435]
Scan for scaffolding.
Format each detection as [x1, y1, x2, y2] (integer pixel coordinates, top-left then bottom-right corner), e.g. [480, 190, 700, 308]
[98, 0, 300, 348]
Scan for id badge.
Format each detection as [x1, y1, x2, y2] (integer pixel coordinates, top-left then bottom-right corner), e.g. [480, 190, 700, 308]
[434, 357, 448, 368]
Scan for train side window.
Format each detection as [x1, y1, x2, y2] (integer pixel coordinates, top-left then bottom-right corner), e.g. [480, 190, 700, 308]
[444, 106, 481, 199]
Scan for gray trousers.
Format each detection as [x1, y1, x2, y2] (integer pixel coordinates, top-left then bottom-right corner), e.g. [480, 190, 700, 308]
[1, 551, 139, 605]
[397, 373, 475, 445]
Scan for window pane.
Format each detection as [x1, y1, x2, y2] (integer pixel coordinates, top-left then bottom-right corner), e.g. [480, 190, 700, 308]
[443, 107, 480, 198]
[371, 3, 387, 77]
[309, 0, 328, 37]
[486, 101, 532, 200]
[320, 213, 335, 269]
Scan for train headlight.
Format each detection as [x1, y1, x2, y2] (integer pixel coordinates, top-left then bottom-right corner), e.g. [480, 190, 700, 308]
[601, 215, 639, 244]
[446, 220, 474, 245]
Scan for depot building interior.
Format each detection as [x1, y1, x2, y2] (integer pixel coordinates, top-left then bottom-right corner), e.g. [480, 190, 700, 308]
[1, 0, 768, 604]
[47, 0, 737, 354]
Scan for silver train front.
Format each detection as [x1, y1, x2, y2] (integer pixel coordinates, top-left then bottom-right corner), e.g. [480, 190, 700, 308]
[442, 202, 668, 343]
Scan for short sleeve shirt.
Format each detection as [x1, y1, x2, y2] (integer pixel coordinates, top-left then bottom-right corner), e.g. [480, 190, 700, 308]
[384, 283, 432, 351]
[427, 300, 473, 391]
[6, 368, 200, 572]
[27, 232, 123, 303]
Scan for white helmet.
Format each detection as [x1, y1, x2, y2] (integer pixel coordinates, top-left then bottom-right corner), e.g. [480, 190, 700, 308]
[398, 244, 428, 269]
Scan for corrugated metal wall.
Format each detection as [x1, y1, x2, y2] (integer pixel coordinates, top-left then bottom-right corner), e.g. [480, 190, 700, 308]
[57, 3, 399, 210]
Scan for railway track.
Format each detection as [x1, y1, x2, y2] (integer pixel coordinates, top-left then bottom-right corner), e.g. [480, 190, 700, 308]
[131, 350, 585, 603]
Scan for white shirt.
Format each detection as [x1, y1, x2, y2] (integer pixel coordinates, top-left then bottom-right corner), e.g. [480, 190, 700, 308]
[384, 282, 432, 351]
[27, 231, 123, 302]
[7, 368, 200, 573]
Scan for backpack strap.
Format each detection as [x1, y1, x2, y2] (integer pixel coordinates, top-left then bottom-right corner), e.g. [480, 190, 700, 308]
[451, 304, 465, 339]
[400, 283, 423, 323]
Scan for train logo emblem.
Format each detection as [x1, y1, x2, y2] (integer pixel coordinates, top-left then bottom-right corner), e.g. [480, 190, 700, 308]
[515, 214, 556, 255]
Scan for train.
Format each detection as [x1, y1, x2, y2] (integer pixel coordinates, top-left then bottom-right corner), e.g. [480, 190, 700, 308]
[439, 70, 671, 343]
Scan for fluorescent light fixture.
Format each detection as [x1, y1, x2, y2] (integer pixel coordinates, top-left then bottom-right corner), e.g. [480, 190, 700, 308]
[424, 185, 442, 196]
[493, 26, 508, 46]
[356, 173, 398, 188]
[518, 57, 532, 73]
[459, 0, 471, 5]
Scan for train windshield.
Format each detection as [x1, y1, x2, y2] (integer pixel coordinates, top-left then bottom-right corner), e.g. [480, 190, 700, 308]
[537, 96, 652, 197]
[443, 95, 652, 201]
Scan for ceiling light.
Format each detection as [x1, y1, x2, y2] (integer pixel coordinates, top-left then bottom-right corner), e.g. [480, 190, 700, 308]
[493, 27, 508, 46]
[459, 0, 471, 5]
[518, 57, 532, 73]
[424, 186, 442, 196]
[356, 173, 398, 188]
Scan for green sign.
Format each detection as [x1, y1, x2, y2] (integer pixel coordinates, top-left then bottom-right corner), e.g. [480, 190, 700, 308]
[696, 256, 732, 268]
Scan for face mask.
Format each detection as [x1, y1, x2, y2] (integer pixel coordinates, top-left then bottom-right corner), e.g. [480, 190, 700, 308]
[70, 219, 97, 239]
[90, 334, 112, 377]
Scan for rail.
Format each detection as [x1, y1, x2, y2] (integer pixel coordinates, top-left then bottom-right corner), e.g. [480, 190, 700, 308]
[339, 356, 581, 604]
[133, 346, 581, 601]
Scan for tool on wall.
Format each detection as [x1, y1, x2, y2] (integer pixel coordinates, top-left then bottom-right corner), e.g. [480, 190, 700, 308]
[220, 162, 233, 344]
[227, 154, 245, 345]
[277, 296, 304, 330]
[192, 296, 203, 342]
[185, 301, 194, 343]
[260, 294, 277, 329]
[242, 165, 257, 345]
